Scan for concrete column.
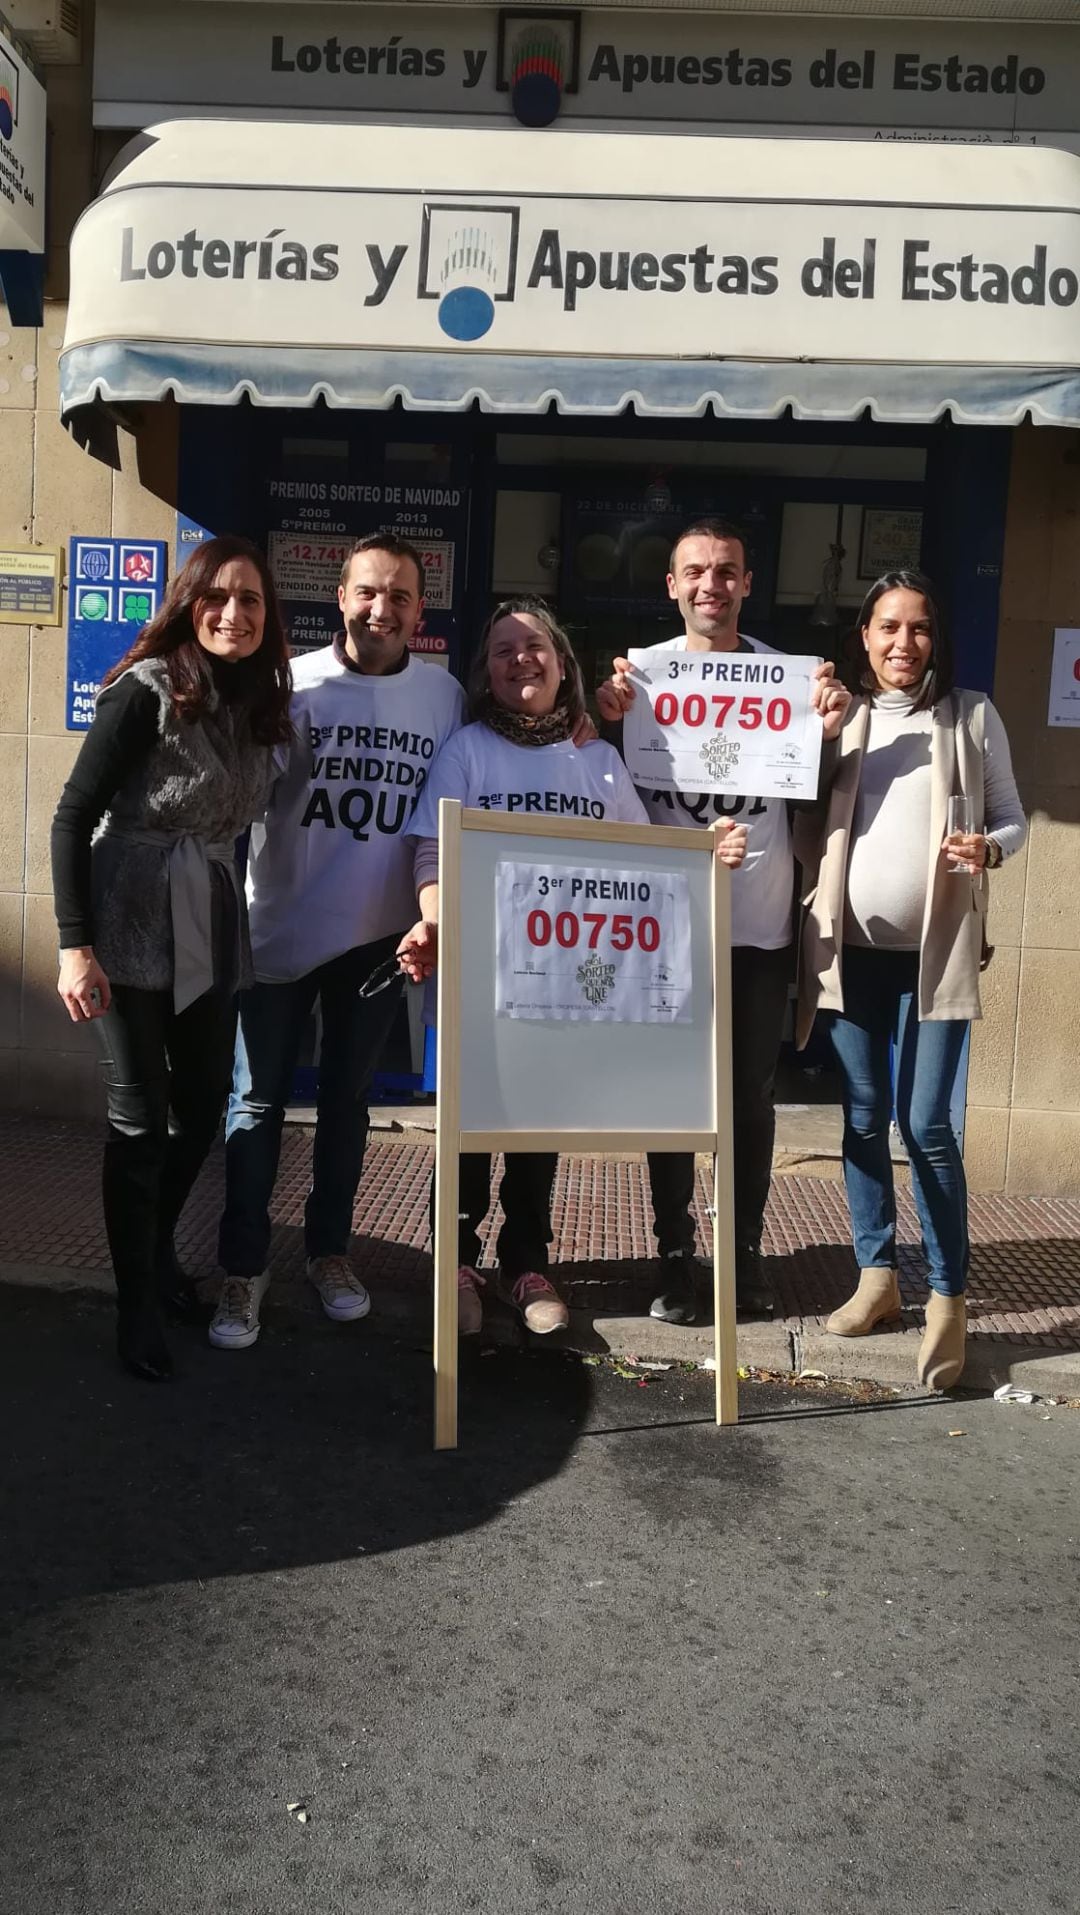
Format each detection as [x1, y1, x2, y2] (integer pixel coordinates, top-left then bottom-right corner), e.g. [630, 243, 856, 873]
[965, 424, 1080, 1195]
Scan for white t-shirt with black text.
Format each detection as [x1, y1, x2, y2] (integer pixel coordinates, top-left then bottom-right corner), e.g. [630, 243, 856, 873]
[247, 643, 465, 981]
[410, 724, 649, 837]
[629, 633, 793, 950]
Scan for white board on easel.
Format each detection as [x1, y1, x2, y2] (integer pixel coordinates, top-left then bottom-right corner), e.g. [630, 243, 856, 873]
[433, 801, 736, 1451]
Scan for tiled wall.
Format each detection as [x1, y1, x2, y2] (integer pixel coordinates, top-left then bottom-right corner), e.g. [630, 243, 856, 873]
[0, 46, 178, 1116]
[965, 425, 1080, 1195]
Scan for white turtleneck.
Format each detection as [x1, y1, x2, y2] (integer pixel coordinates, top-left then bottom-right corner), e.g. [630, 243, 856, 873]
[843, 690, 1026, 951]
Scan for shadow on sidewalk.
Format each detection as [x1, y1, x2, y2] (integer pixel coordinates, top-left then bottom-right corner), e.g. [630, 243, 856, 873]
[0, 1280, 593, 1627]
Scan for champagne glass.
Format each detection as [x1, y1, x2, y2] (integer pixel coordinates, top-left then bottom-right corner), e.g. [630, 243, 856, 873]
[946, 796, 976, 874]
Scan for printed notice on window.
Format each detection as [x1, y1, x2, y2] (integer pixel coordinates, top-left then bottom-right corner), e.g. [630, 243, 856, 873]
[495, 861, 692, 1023]
[623, 650, 823, 799]
[1048, 628, 1080, 727]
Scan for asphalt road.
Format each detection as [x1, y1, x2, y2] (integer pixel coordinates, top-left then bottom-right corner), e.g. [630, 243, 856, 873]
[1, 1283, 1077, 1915]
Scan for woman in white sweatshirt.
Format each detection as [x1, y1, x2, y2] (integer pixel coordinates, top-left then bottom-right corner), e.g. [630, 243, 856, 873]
[400, 597, 746, 1339]
[796, 571, 1026, 1391]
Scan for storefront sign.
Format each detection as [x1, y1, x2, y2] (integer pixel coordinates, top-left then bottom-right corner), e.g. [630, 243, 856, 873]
[93, 4, 1080, 150]
[66, 536, 168, 728]
[0, 543, 61, 622]
[623, 651, 823, 801]
[1048, 629, 1080, 728]
[69, 145, 1080, 370]
[494, 859, 692, 1023]
[0, 13, 45, 254]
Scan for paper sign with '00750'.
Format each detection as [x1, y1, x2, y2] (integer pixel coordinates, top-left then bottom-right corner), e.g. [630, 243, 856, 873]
[623, 650, 824, 800]
[495, 861, 692, 1023]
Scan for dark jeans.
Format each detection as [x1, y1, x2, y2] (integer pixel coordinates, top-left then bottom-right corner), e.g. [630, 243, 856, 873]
[94, 982, 238, 1309]
[825, 946, 969, 1297]
[430, 1152, 558, 1281]
[218, 936, 404, 1278]
[649, 942, 792, 1260]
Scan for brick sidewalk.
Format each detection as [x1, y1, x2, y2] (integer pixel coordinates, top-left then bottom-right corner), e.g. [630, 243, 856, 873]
[2, 1114, 1079, 1389]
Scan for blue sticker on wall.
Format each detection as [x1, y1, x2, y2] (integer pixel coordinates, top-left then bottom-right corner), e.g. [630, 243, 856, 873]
[67, 536, 169, 729]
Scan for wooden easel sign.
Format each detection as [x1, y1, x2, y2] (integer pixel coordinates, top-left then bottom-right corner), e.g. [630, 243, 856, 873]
[432, 802, 736, 1451]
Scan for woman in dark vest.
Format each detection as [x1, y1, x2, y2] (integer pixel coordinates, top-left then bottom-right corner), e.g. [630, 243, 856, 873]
[50, 535, 292, 1380]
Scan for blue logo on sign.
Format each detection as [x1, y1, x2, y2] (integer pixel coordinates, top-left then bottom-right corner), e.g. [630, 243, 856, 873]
[437, 229, 498, 341]
[438, 284, 495, 342]
[420, 206, 519, 343]
[80, 547, 112, 582]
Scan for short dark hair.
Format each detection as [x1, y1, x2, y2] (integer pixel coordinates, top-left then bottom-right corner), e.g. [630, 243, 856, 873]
[468, 596, 587, 729]
[844, 569, 954, 713]
[669, 517, 752, 575]
[339, 532, 426, 597]
[102, 534, 292, 745]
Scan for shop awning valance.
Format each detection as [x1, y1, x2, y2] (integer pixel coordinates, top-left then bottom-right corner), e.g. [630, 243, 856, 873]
[61, 119, 1080, 429]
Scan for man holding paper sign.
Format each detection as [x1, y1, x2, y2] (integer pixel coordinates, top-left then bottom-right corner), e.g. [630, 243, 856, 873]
[598, 519, 850, 1326]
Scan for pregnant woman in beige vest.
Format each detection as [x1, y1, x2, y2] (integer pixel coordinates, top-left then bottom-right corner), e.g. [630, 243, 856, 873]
[796, 571, 1026, 1391]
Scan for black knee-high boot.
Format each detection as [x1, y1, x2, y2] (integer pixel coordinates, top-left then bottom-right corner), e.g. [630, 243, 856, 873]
[103, 1125, 174, 1382]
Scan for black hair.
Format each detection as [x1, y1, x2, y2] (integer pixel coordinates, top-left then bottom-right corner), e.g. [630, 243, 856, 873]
[103, 534, 292, 745]
[669, 517, 753, 575]
[338, 532, 426, 597]
[844, 569, 954, 713]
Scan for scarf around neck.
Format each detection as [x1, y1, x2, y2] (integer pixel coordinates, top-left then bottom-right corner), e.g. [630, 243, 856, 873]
[479, 696, 575, 748]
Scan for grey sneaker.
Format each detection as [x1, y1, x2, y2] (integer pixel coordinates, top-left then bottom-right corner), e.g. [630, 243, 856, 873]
[306, 1254, 371, 1323]
[209, 1271, 270, 1351]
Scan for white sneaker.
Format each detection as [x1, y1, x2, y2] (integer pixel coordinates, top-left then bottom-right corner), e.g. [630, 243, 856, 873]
[209, 1271, 270, 1350]
[306, 1254, 371, 1323]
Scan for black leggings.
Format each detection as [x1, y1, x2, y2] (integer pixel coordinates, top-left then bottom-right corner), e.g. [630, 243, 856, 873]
[94, 983, 238, 1309]
[430, 1152, 558, 1282]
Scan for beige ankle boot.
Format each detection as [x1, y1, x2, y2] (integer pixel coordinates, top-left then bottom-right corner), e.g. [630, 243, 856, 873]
[917, 1293, 967, 1391]
[825, 1267, 902, 1337]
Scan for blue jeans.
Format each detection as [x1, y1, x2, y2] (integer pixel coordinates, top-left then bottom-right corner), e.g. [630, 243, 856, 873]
[825, 947, 969, 1297]
[217, 935, 404, 1277]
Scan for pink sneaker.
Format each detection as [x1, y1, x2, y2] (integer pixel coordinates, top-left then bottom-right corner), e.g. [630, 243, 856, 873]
[510, 1271, 569, 1335]
[458, 1264, 485, 1337]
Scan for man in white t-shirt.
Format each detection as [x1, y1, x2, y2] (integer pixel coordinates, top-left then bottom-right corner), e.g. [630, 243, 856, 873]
[212, 534, 464, 1350]
[598, 519, 850, 1327]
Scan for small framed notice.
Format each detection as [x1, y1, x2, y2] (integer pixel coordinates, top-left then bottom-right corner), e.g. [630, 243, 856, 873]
[495, 860, 693, 1023]
[858, 509, 923, 579]
[1048, 628, 1080, 728]
[0, 545, 63, 624]
[431, 803, 738, 1449]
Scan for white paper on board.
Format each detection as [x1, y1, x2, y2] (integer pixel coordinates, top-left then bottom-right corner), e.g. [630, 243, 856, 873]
[494, 860, 692, 1023]
[623, 649, 823, 799]
[1048, 628, 1080, 727]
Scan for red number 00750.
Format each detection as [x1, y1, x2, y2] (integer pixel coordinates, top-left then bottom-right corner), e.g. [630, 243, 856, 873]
[526, 909, 661, 953]
[653, 691, 791, 732]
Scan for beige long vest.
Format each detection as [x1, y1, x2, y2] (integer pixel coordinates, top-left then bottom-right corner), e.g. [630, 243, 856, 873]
[795, 690, 990, 1050]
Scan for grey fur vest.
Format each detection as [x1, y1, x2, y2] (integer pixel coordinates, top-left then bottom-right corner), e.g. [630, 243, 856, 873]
[92, 658, 275, 993]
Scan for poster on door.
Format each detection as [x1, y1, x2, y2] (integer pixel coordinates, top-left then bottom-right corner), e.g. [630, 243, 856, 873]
[264, 438, 467, 662]
[495, 860, 692, 1023]
[1048, 628, 1080, 727]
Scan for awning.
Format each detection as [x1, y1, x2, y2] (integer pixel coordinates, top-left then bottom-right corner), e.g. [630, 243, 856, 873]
[61, 120, 1080, 429]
